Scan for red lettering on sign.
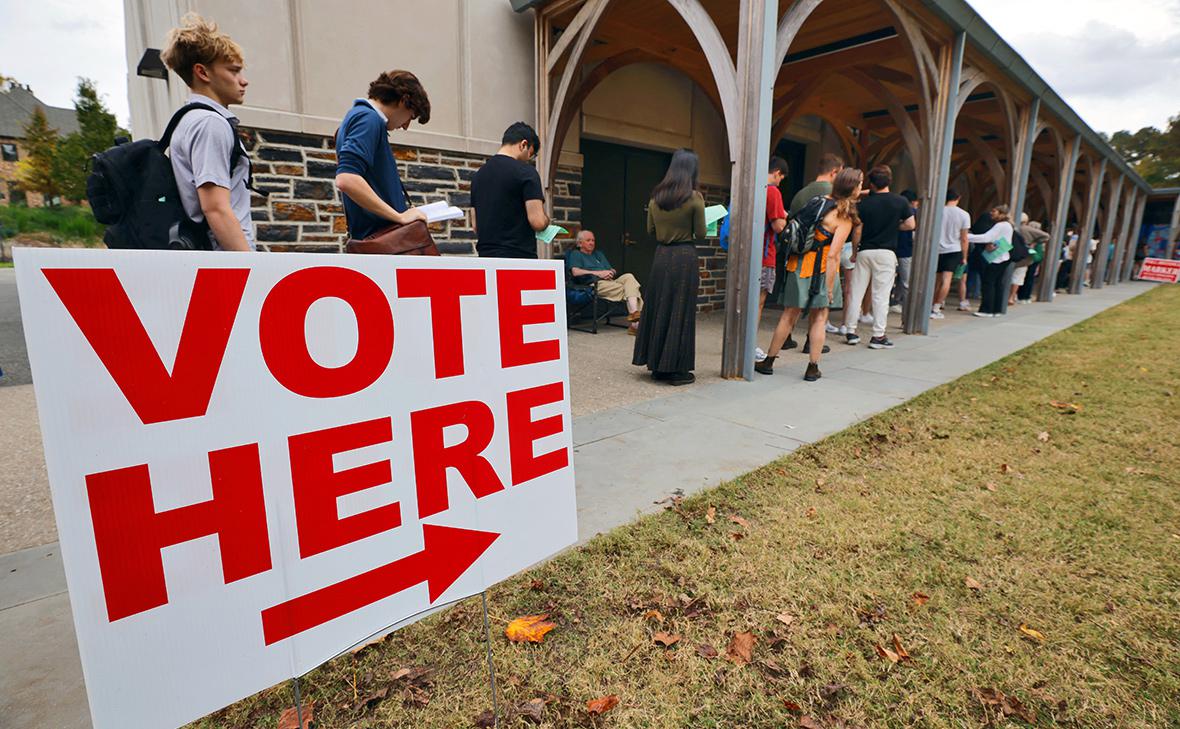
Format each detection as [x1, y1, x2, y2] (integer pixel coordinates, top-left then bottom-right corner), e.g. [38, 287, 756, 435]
[289, 417, 399, 559]
[506, 382, 569, 485]
[43, 268, 248, 425]
[410, 401, 505, 519]
[260, 267, 393, 398]
[85, 443, 270, 622]
[496, 269, 559, 368]
[396, 268, 486, 378]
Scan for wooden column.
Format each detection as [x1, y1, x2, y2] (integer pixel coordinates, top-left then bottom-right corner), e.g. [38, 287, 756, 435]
[1090, 175, 1124, 290]
[720, 0, 777, 379]
[1037, 135, 1081, 302]
[1123, 194, 1148, 280]
[1109, 186, 1138, 284]
[1009, 98, 1041, 218]
[1069, 158, 1106, 295]
[904, 32, 965, 334]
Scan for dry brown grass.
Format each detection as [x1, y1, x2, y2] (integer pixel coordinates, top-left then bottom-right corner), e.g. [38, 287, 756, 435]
[195, 285, 1180, 728]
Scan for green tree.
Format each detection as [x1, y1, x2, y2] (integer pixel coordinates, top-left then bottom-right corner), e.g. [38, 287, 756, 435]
[1108, 114, 1180, 187]
[16, 107, 63, 204]
[57, 78, 122, 201]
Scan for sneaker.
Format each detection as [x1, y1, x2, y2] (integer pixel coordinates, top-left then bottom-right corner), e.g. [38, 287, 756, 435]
[958, 300, 971, 311]
[754, 347, 767, 362]
[1017, 299, 1032, 304]
[972, 311, 993, 318]
[888, 304, 903, 314]
[859, 314, 874, 324]
[825, 322, 840, 334]
[930, 310, 946, 320]
[868, 336, 895, 349]
[844, 332, 860, 345]
[803, 362, 822, 381]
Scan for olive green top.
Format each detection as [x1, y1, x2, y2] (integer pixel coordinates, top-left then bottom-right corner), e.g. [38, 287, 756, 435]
[646, 191, 707, 244]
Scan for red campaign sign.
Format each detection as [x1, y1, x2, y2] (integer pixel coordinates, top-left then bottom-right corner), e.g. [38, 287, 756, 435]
[15, 249, 577, 729]
[1138, 257, 1180, 284]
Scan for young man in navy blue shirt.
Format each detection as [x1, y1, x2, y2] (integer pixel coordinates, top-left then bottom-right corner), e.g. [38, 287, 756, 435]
[335, 70, 431, 239]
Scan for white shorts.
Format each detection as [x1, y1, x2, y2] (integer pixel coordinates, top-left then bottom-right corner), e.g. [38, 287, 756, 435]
[1011, 265, 1029, 286]
[841, 242, 855, 270]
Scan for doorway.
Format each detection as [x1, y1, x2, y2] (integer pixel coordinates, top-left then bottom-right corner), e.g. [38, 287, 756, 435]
[580, 139, 672, 279]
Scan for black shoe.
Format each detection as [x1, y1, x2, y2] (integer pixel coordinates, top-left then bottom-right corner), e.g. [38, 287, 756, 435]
[669, 371, 695, 386]
[844, 332, 860, 345]
[801, 339, 830, 355]
[754, 355, 776, 375]
[868, 336, 895, 349]
[804, 362, 822, 381]
[783, 336, 798, 350]
[652, 371, 672, 381]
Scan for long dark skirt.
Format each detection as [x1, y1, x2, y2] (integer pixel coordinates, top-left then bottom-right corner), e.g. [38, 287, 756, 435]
[632, 242, 698, 374]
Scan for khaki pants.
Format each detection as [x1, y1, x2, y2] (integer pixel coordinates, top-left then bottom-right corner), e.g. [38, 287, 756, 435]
[594, 273, 642, 307]
[843, 249, 896, 338]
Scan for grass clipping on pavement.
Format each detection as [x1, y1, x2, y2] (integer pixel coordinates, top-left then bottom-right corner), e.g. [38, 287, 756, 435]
[198, 285, 1180, 728]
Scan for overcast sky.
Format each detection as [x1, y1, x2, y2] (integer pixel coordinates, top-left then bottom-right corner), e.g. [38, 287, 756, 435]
[0, 0, 1177, 136]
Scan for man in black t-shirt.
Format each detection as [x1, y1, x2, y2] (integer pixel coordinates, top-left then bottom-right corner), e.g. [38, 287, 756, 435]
[841, 164, 915, 349]
[472, 122, 549, 258]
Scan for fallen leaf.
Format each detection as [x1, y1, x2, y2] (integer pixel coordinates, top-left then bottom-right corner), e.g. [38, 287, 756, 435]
[730, 514, 751, 529]
[783, 699, 803, 712]
[515, 698, 545, 724]
[776, 613, 795, 627]
[800, 717, 824, 729]
[529, 579, 547, 591]
[1049, 400, 1082, 414]
[760, 658, 787, 677]
[805, 507, 817, 519]
[473, 709, 496, 728]
[1000, 463, 1012, 475]
[505, 614, 556, 643]
[586, 694, 619, 715]
[820, 683, 846, 702]
[696, 643, 718, 658]
[911, 592, 930, 607]
[730, 531, 745, 541]
[1037, 431, 1050, 442]
[726, 631, 756, 664]
[1018, 623, 1046, 642]
[277, 701, 314, 729]
[642, 609, 665, 623]
[875, 643, 900, 663]
[653, 632, 681, 648]
[706, 506, 716, 524]
[358, 686, 388, 712]
[983, 482, 997, 492]
[964, 576, 984, 591]
[892, 634, 912, 661]
[391, 667, 412, 681]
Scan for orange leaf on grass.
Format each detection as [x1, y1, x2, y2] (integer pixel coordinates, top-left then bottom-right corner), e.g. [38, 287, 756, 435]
[783, 699, 803, 712]
[653, 632, 681, 648]
[642, 609, 665, 623]
[892, 634, 912, 661]
[730, 515, 751, 529]
[776, 613, 795, 626]
[799, 716, 824, 729]
[875, 643, 900, 664]
[706, 506, 716, 524]
[964, 576, 984, 591]
[586, 694, 619, 715]
[277, 701, 314, 729]
[505, 614, 556, 643]
[911, 592, 930, 607]
[726, 631, 756, 664]
[1018, 623, 1046, 642]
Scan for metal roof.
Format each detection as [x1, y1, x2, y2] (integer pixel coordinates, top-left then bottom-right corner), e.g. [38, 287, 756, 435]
[0, 86, 81, 140]
[511, 0, 1153, 193]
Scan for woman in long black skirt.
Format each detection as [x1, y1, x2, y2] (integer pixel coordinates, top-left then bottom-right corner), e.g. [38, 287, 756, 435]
[632, 148, 706, 386]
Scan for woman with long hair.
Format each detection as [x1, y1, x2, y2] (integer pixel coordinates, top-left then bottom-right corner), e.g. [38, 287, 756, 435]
[968, 204, 1015, 317]
[755, 167, 863, 381]
[632, 149, 706, 386]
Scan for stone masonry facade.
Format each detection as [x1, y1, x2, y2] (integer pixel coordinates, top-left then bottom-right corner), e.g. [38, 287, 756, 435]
[238, 126, 728, 313]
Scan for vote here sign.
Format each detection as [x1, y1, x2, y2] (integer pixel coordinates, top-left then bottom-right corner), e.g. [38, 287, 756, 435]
[14, 248, 577, 729]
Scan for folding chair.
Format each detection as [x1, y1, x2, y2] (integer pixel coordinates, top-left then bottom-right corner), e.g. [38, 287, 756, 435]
[563, 249, 629, 334]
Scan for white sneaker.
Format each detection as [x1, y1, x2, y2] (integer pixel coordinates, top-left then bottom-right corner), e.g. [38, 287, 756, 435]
[754, 347, 767, 362]
[859, 314, 874, 324]
[972, 311, 993, 318]
[825, 322, 840, 334]
[958, 300, 971, 311]
[889, 304, 903, 314]
[837, 325, 850, 335]
[930, 310, 945, 319]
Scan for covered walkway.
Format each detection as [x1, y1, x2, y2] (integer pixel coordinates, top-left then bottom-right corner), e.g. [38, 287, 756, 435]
[516, 0, 1155, 378]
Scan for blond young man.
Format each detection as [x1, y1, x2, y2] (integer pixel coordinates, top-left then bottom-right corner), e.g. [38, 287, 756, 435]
[160, 14, 255, 251]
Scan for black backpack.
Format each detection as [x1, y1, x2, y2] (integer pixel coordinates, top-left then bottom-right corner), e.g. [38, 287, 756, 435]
[775, 195, 835, 291]
[87, 103, 250, 250]
[1008, 228, 1029, 264]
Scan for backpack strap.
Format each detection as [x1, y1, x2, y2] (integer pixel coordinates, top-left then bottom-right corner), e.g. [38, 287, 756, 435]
[159, 102, 260, 195]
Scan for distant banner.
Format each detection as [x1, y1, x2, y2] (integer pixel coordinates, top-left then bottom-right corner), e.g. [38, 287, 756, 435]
[1138, 257, 1180, 284]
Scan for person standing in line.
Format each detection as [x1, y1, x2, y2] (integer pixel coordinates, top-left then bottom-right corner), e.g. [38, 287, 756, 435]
[334, 70, 431, 240]
[472, 122, 549, 259]
[754, 156, 790, 361]
[788, 153, 846, 338]
[932, 188, 970, 319]
[963, 211, 994, 310]
[161, 13, 256, 251]
[968, 205, 1015, 317]
[1012, 213, 1049, 304]
[890, 189, 918, 314]
[842, 165, 915, 348]
[756, 168, 862, 381]
[632, 149, 706, 386]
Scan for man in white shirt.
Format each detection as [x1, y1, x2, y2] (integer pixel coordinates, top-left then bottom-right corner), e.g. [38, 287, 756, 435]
[932, 188, 970, 318]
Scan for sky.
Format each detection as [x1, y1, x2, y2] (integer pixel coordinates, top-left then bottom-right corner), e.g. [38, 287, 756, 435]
[0, 0, 1177, 136]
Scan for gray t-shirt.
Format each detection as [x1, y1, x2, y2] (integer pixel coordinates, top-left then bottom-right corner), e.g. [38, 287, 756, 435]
[939, 204, 971, 254]
[168, 94, 255, 249]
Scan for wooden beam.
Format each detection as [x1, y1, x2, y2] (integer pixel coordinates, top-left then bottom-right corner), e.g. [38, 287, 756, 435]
[1070, 157, 1106, 294]
[1110, 186, 1139, 284]
[667, 0, 739, 157]
[1090, 175, 1124, 290]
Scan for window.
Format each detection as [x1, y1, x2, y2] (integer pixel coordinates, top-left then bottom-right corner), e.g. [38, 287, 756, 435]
[1, 143, 17, 162]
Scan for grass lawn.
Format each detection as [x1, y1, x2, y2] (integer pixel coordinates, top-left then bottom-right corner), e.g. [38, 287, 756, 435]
[195, 285, 1180, 729]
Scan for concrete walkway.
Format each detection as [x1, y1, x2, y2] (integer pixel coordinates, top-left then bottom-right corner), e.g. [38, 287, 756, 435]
[0, 280, 1152, 727]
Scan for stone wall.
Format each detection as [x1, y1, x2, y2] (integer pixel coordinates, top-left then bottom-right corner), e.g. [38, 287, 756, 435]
[240, 127, 580, 255]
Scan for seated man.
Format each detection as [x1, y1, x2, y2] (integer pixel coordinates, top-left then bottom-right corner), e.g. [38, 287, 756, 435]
[565, 229, 642, 333]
